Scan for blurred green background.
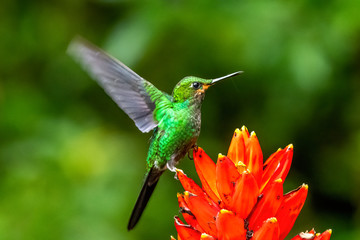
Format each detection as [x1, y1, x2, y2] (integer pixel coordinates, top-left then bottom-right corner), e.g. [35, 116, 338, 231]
[1, 0, 359, 239]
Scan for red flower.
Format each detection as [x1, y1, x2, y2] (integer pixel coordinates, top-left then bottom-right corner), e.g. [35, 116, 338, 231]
[172, 126, 331, 240]
[291, 229, 332, 240]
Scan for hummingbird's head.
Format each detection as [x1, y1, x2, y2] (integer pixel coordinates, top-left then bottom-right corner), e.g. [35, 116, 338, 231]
[172, 77, 212, 103]
[172, 72, 242, 103]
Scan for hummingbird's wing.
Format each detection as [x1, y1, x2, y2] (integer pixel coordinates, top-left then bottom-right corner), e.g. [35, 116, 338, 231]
[68, 37, 170, 133]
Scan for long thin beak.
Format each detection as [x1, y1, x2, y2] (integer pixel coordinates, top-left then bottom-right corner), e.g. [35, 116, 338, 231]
[211, 71, 243, 84]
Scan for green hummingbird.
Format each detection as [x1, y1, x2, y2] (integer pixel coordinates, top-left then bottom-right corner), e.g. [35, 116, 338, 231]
[68, 37, 242, 230]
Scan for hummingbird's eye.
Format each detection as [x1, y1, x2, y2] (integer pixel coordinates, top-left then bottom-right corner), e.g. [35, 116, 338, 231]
[191, 82, 201, 89]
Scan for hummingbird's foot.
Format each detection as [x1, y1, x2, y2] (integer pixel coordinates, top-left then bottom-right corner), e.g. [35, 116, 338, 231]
[173, 169, 179, 180]
[166, 161, 176, 172]
[187, 150, 193, 160]
[188, 144, 199, 160]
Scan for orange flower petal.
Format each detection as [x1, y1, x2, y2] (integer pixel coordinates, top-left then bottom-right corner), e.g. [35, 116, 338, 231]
[309, 229, 316, 234]
[245, 132, 263, 187]
[261, 148, 286, 191]
[271, 144, 293, 181]
[229, 171, 259, 219]
[194, 147, 220, 202]
[314, 229, 332, 240]
[261, 145, 293, 192]
[216, 209, 246, 240]
[248, 178, 284, 231]
[216, 154, 241, 206]
[184, 191, 219, 236]
[227, 127, 248, 165]
[290, 235, 302, 240]
[178, 193, 204, 232]
[276, 184, 308, 240]
[263, 147, 283, 167]
[252, 217, 280, 240]
[176, 169, 209, 199]
[174, 216, 201, 240]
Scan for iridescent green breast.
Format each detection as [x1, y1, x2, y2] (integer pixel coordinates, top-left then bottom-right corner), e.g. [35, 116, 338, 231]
[146, 100, 202, 170]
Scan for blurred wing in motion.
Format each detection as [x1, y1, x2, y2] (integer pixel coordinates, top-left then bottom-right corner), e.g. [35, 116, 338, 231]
[68, 37, 165, 133]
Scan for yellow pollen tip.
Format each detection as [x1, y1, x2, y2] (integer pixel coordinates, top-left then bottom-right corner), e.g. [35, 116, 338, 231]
[184, 191, 189, 197]
[241, 125, 248, 132]
[287, 143, 294, 149]
[268, 217, 278, 223]
[234, 128, 241, 135]
[250, 131, 256, 137]
[302, 184, 309, 190]
[235, 161, 246, 167]
[218, 153, 225, 158]
[235, 161, 247, 173]
[201, 233, 213, 239]
[220, 209, 232, 214]
[328, 229, 332, 234]
[275, 178, 283, 183]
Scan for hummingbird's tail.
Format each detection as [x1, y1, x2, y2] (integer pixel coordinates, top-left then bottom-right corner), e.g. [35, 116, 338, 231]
[127, 167, 162, 230]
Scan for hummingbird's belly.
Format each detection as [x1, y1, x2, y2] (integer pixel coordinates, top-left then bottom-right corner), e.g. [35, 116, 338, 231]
[153, 113, 201, 170]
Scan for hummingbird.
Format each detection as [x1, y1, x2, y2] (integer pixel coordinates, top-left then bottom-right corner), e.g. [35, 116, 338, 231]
[68, 37, 242, 230]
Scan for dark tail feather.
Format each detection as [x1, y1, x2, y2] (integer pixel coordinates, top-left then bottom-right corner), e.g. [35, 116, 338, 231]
[127, 167, 160, 230]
